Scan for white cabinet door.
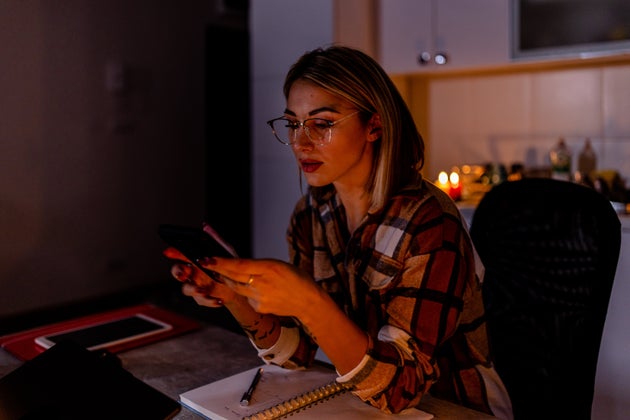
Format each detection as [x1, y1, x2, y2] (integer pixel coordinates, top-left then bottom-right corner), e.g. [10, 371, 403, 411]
[378, 0, 510, 74]
[378, 0, 433, 74]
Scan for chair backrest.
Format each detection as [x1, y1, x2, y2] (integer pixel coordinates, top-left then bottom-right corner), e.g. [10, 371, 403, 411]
[469, 178, 621, 420]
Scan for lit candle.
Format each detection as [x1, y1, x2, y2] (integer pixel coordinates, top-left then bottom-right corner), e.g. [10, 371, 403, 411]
[437, 171, 450, 194]
[449, 171, 462, 201]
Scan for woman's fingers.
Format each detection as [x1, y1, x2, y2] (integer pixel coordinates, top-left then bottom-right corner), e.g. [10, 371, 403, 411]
[165, 247, 203, 284]
[197, 257, 266, 285]
[164, 247, 240, 307]
[170, 260, 218, 293]
[182, 282, 224, 307]
[171, 262, 194, 283]
[163, 246, 189, 262]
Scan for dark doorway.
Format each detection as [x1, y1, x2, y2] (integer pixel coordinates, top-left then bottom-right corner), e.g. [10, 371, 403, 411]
[204, 24, 251, 258]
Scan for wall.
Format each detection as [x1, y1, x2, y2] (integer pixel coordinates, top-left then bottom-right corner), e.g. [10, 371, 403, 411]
[423, 63, 630, 183]
[0, 1, 223, 320]
[250, 0, 335, 259]
[250, 0, 379, 260]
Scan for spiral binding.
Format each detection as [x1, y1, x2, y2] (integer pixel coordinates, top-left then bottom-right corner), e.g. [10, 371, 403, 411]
[242, 380, 347, 420]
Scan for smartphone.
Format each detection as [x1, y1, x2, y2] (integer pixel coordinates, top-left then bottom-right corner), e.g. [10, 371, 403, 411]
[34, 314, 172, 351]
[158, 223, 237, 282]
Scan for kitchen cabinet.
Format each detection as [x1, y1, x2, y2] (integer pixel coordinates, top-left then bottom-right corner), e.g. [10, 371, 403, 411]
[377, 0, 510, 74]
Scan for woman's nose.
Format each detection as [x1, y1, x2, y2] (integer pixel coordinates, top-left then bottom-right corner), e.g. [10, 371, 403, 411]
[292, 126, 313, 148]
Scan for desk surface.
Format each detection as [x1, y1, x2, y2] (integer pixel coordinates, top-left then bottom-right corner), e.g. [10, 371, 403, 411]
[0, 318, 496, 419]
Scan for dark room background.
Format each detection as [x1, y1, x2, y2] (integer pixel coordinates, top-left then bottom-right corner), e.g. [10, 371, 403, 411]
[0, 0, 249, 333]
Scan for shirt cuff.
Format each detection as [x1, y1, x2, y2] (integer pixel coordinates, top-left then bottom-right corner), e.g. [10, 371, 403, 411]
[337, 326, 412, 385]
[336, 352, 370, 384]
[336, 333, 372, 384]
[250, 326, 300, 366]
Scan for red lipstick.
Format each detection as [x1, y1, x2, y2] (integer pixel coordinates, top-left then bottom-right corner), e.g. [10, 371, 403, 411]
[300, 159, 323, 173]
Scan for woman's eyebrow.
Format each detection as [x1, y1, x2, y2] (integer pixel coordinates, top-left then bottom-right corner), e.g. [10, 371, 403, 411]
[309, 107, 340, 116]
[283, 107, 340, 117]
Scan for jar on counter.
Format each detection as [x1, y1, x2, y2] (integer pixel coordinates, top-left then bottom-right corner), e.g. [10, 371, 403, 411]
[480, 163, 507, 185]
[549, 138, 572, 181]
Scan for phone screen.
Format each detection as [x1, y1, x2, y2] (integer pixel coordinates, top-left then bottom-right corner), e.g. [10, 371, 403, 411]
[34, 314, 172, 351]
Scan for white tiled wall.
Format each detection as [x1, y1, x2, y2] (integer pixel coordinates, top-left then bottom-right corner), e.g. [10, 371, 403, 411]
[426, 64, 630, 184]
[604, 66, 630, 134]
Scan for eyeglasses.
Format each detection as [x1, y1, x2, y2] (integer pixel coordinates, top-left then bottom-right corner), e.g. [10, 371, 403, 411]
[266, 111, 360, 146]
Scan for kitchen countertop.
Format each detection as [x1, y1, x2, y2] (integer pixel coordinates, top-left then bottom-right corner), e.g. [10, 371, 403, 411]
[457, 198, 630, 230]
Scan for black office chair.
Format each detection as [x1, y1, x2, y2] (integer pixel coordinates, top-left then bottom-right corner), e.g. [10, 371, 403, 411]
[469, 178, 621, 420]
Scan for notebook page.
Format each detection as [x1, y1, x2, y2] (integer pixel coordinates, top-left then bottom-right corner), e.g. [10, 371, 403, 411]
[180, 364, 432, 420]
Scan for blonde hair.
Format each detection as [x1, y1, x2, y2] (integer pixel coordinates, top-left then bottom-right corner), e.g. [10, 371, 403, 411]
[283, 45, 425, 210]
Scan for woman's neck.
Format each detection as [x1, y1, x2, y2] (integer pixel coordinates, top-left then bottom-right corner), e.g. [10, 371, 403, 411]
[336, 186, 370, 234]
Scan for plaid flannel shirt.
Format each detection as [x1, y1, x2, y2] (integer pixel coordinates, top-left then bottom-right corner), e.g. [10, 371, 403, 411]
[276, 180, 511, 417]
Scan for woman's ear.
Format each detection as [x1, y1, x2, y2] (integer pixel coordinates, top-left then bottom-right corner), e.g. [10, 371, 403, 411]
[367, 113, 382, 142]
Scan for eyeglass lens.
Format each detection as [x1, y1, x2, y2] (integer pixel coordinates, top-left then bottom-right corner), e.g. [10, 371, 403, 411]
[271, 118, 331, 145]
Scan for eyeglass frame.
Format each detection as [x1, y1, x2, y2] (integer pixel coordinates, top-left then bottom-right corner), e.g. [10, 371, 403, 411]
[266, 110, 361, 146]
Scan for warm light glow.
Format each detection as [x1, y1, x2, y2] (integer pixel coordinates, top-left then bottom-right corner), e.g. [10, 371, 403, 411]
[445, 171, 461, 201]
[438, 171, 449, 185]
[449, 172, 460, 186]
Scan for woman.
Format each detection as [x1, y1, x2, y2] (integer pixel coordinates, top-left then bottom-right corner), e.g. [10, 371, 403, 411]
[165, 45, 512, 418]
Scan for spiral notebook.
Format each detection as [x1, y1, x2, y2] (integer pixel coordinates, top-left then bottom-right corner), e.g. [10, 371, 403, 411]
[179, 363, 433, 419]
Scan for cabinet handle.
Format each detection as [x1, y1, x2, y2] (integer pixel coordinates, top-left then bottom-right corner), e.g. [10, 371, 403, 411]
[418, 51, 432, 65]
[434, 52, 448, 65]
[418, 52, 449, 66]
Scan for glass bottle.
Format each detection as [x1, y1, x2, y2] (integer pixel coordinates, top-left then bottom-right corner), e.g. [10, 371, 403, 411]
[577, 138, 597, 181]
[549, 138, 572, 181]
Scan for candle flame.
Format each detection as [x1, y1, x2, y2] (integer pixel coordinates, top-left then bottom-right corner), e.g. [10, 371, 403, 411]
[449, 172, 459, 186]
[438, 171, 449, 185]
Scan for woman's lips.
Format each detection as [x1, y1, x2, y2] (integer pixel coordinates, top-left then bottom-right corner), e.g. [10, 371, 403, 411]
[300, 159, 323, 173]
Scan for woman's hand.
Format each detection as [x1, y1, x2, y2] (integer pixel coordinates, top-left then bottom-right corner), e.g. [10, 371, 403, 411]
[163, 247, 239, 307]
[199, 256, 370, 373]
[197, 257, 323, 317]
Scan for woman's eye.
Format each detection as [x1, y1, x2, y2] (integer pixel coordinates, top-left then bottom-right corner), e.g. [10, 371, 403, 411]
[285, 120, 300, 129]
[310, 119, 330, 129]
